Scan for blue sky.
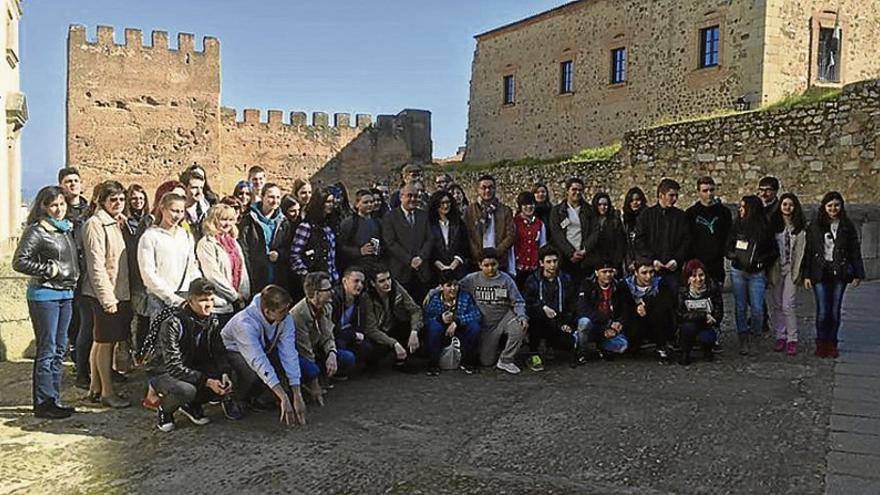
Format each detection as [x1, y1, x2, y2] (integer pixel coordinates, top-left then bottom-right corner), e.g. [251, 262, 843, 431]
[20, 0, 567, 198]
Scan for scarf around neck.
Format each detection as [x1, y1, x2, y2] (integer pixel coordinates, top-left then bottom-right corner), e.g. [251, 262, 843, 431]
[217, 233, 244, 291]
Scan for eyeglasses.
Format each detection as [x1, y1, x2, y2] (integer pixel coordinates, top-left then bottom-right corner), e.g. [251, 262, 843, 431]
[108, 197, 126, 203]
[317, 286, 333, 293]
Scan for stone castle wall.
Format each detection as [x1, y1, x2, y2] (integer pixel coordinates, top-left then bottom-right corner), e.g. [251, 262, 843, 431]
[762, 0, 880, 104]
[66, 25, 431, 195]
[450, 78, 880, 207]
[466, 0, 880, 164]
[449, 79, 880, 279]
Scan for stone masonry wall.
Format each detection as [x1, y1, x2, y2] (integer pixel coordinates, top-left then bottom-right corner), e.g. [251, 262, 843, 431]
[448, 78, 880, 277]
[452, 78, 880, 206]
[66, 25, 431, 195]
[466, 0, 767, 163]
[219, 108, 430, 193]
[466, 0, 880, 164]
[763, 1, 880, 104]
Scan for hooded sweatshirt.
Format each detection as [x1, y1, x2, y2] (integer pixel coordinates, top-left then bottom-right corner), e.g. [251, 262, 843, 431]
[221, 294, 301, 388]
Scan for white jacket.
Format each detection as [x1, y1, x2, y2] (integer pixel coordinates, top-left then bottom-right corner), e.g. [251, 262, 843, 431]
[196, 234, 251, 314]
[137, 225, 201, 306]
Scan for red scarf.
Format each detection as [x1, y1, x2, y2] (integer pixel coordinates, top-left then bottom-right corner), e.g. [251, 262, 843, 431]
[217, 234, 244, 290]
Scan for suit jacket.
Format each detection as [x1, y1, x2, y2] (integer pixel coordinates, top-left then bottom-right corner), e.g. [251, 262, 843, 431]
[463, 200, 515, 263]
[381, 207, 434, 284]
[430, 217, 470, 278]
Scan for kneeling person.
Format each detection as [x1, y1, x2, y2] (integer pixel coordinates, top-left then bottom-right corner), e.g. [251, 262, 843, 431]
[522, 246, 579, 370]
[576, 262, 632, 360]
[221, 285, 306, 426]
[291, 272, 355, 402]
[150, 278, 237, 432]
[423, 271, 482, 375]
[362, 269, 424, 371]
[623, 258, 676, 361]
[460, 249, 528, 374]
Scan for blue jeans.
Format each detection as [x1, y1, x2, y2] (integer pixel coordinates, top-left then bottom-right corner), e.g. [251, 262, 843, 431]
[299, 350, 356, 382]
[814, 280, 847, 343]
[731, 268, 767, 335]
[425, 319, 481, 364]
[28, 299, 73, 407]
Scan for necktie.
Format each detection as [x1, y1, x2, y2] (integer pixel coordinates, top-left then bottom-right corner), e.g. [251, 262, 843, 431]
[407, 211, 415, 227]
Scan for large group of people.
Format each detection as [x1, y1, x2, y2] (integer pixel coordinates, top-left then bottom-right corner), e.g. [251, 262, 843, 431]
[13, 164, 865, 431]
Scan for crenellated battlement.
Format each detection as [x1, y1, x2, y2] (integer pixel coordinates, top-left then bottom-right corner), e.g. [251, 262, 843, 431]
[68, 24, 219, 57]
[220, 107, 374, 129]
[67, 22, 431, 195]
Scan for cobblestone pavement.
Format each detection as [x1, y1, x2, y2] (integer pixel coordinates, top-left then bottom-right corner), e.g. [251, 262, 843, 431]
[3, 285, 867, 495]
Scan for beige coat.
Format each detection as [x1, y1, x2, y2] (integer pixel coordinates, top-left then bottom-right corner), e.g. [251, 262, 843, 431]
[196, 234, 251, 314]
[82, 208, 131, 307]
[768, 228, 806, 286]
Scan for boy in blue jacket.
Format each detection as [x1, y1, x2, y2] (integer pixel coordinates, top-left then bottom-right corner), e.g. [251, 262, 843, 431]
[423, 270, 482, 375]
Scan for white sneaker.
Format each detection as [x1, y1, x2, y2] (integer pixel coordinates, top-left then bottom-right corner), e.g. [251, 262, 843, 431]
[495, 360, 521, 375]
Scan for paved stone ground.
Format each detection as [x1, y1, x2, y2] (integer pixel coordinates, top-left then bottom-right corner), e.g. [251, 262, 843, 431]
[3, 285, 875, 495]
[826, 282, 880, 495]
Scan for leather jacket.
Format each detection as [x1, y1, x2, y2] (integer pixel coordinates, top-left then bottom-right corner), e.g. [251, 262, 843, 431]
[13, 220, 80, 292]
[155, 305, 231, 387]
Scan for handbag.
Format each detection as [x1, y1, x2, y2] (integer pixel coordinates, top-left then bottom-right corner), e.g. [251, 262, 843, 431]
[438, 336, 462, 371]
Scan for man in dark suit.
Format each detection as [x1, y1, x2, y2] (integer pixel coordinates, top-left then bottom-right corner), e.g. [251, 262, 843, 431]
[382, 183, 434, 303]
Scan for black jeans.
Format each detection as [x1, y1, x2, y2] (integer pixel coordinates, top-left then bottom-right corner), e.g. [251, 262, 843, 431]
[626, 292, 676, 349]
[152, 373, 221, 413]
[525, 311, 575, 353]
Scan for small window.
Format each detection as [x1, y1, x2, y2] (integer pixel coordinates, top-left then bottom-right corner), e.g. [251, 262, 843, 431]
[817, 26, 841, 83]
[503, 75, 515, 105]
[699, 25, 720, 68]
[559, 60, 574, 94]
[611, 48, 627, 84]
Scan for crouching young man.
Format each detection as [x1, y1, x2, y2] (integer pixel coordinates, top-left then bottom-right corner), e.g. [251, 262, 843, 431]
[221, 284, 306, 426]
[522, 246, 579, 370]
[622, 258, 676, 361]
[362, 269, 424, 372]
[423, 270, 482, 375]
[575, 261, 632, 361]
[150, 278, 238, 432]
[291, 272, 355, 403]
[459, 248, 528, 374]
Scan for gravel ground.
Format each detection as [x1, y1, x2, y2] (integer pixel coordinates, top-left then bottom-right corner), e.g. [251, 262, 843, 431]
[0, 292, 832, 495]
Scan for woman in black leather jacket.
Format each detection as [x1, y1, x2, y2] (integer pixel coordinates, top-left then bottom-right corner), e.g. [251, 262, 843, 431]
[725, 195, 778, 355]
[802, 191, 865, 358]
[13, 186, 80, 419]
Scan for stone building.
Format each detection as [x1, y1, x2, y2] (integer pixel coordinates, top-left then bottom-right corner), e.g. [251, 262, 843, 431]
[465, 0, 880, 163]
[66, 25, 431, 194]
[0, 0, 24, 252]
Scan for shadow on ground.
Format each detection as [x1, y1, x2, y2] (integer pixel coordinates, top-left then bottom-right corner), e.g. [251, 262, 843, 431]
[0, 290, 837, 495]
